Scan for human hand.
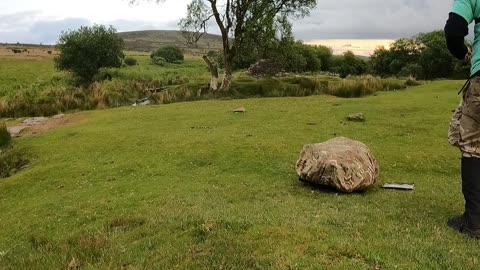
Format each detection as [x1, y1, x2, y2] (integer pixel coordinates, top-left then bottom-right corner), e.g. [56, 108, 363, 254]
[465, 47, 472, 63]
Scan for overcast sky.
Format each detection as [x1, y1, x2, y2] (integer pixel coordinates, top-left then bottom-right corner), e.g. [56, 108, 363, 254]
[0, 0, 462, 53]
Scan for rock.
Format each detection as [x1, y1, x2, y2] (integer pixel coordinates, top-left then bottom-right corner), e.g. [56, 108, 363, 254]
[233, 107, 247, 113]
[22, 117, 48, 126]
[133, 98, 151, 106]
[348, 113, 365, 122]
[295, 137, 379, 193]
[7, 126, 28, 137]
[52, 114, 65, 119]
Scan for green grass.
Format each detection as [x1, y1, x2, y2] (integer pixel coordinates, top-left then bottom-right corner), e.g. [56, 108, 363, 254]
[116, 55, 210, 83]
[0, 57, 64, 96]
[119, 30, 223, 52]
[0, 80, 477, 269]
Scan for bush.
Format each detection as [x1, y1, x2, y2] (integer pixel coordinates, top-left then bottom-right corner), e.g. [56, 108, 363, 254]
[248, 59, 284, 78]
[151, 45, 184, 63]
[54, 25, 125, 84]
[151, 56, 167, 66]
[124, 57, 138, 66]
[0, 147, 29, 179]
[0, 123, 11, 148]
[206, 50, 224, 69]
[405, 76, 421, 87]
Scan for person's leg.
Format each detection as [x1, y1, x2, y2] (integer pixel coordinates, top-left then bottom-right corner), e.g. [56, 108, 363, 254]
[454, 77, 480, 238]
[447, 102, 466, 231]
[461, 156, 480, 238]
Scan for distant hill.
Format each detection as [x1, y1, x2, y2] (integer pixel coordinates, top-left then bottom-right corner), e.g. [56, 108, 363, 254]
[118, 30, 223, 52]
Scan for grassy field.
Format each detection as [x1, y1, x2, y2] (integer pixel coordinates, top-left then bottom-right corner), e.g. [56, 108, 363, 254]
[119, 30, 223, 53]
[0, 79, 478, 269]
[0, 50, 411, 119]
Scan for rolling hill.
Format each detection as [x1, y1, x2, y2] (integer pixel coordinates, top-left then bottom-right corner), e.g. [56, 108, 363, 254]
[118, 30, 223, 52]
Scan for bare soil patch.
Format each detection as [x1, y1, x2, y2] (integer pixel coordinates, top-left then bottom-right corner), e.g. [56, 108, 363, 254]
[7, 113, 84, 138]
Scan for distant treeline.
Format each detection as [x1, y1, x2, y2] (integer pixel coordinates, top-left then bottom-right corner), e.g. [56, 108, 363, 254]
[369, 30, 469, 80]
[213, 29, 468, 80]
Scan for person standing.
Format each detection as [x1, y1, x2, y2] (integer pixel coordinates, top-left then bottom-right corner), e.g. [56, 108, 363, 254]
[445, 0, 480, 239]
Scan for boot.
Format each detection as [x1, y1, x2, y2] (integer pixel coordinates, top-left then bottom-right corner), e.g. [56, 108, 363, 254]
[461, 157, 480, 238]
[447, 215, 466, 232]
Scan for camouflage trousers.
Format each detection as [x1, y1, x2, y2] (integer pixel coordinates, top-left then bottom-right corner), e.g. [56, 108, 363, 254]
[449, 77, 480, 158]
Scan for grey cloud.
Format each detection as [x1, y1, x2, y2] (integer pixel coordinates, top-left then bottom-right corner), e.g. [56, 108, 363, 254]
[0, 1, 475, 44]
[0, 11, 90, 44]
[0, 11, 181, 44]
[292, 0, 458, 40]
[30, 18, 91, 44]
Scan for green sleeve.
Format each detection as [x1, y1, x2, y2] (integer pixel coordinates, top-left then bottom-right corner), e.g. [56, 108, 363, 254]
[452, 0, 475, 23]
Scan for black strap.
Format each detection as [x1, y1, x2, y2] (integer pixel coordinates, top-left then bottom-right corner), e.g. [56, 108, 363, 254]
[458, 78, 471, 95]
[476, 18, 480, 24]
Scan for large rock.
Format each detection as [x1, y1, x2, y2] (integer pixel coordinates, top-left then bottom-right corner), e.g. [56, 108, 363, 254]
[295, 137, 379, 193]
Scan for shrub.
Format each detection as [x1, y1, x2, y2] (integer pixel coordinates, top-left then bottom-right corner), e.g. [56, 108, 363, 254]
[151, 56, 167, 66]
[54, 25, 125, 84]
[405, 76, 421, 87]
[151, 45, 184, 63]
[47, 50, 52, 54]
[207, 50, 224, 68]
[248, 59, 284, 78]
[0, 147, 29, 179]
[0, 122, 11, 148]
[124, 57, 138, 66]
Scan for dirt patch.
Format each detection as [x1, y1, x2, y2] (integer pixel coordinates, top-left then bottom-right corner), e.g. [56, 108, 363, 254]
[8, 113, 84, 138]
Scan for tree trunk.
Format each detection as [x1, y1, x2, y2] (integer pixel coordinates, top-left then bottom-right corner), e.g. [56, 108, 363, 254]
[220, 60, 233, 92]
[202, 55, 218, 92]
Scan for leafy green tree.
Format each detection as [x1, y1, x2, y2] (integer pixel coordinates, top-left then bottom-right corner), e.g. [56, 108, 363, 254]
[131, 0, 317, 91]
[313, 45, 333, 71]
[178, 0, 210, 48]
[54, 25, 125, 84]
[151, 45, 184, 63]
[369, 46, 393, 77]
[399, 63, 424, 78]
[416, 30, 455, 79]
[369, 30, 467, 79]
[333, 51, 367, 78]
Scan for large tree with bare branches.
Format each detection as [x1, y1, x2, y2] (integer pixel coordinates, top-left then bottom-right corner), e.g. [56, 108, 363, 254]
[130, 0, 317, 91]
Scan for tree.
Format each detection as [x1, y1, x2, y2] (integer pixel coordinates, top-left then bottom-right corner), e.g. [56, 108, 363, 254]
[178, 0, 211, 48]
[131, 0, 317, 91]
[54, 25, 125, 84]
[151, 45, 184, 63]
[370, 46, 393, 77]
[416, 30, 455, 79]
[369, 30, 466, 80]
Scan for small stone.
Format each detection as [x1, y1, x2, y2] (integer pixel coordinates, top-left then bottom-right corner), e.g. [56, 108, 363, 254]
[347, 113, 365, 122]
[233, 107, 247, 113]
